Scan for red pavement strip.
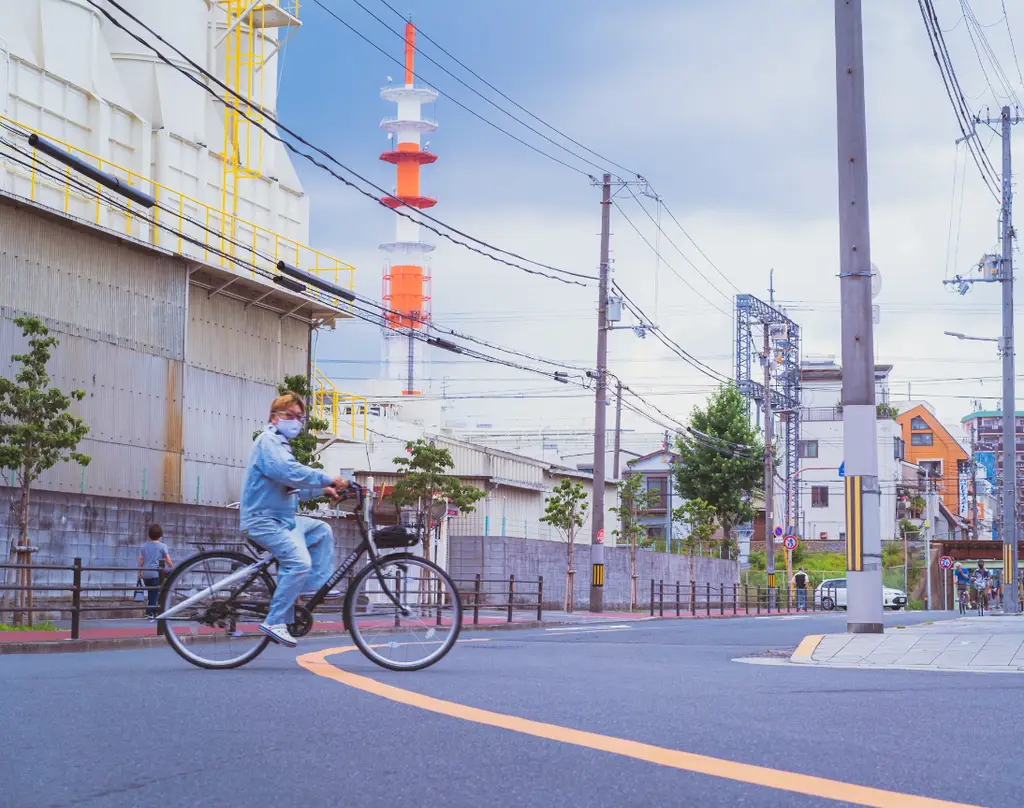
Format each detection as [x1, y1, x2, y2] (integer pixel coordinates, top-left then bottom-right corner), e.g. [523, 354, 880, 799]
[0, 607, 807, 653]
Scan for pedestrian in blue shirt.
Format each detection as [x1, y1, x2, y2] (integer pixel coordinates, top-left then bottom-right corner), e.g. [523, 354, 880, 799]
[138, 524, 173, 619]
[240, 391, 349, 648]
[954, 561, 970, 614]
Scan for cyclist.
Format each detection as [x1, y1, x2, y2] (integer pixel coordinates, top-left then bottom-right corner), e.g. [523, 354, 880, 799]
[954, 561, 970, 614]
[241, 392, 350, 648]
[972, 561, 990, 614]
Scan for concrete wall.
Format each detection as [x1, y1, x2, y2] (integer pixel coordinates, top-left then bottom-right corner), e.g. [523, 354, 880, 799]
[449, 535, 738, 611]
[0, 487, 362, 613]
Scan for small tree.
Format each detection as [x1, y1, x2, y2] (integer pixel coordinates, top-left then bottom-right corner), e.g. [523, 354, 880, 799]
[673, 386, 763, 559]
[0, 317, 90, 625]
[540, 478, 588, 612]
[674, 497, 716, 585]
[254, 374, 330, 511]
[388, 439, 485, 563]
[612, 473, 657, 610]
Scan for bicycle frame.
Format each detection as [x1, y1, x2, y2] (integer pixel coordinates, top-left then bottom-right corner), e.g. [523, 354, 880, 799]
[157, 486, 411, 621]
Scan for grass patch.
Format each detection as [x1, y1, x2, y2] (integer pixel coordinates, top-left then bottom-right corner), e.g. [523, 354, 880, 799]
[0, 621, 60, 632]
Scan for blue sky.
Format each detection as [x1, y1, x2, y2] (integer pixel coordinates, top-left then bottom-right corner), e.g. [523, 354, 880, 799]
[274, 0, 1022, 442]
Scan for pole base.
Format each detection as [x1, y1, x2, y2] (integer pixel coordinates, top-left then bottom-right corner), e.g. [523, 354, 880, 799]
[847, 622, 883, 634]
[589, 585, 604, 613]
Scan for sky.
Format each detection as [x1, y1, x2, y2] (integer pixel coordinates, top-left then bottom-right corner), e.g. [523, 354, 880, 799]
[275, 0, 1024, 452]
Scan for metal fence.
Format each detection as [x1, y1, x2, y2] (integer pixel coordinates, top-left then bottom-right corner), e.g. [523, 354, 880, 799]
[647, 580, 844, 616]
[453, 574, 544, 624]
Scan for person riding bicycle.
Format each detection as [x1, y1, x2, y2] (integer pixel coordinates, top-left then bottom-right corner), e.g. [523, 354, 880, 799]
[954, 561, 970, 613]
[241, 392, 350, 648]
[972, 561, 990, 613]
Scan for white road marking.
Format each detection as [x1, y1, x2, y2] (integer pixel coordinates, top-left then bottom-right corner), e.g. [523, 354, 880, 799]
[544, 625, 634, 635]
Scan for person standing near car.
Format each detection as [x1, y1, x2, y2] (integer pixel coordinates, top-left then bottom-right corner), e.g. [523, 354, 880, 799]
[792, 568, 809, 612]
[138, 524, 173, 620]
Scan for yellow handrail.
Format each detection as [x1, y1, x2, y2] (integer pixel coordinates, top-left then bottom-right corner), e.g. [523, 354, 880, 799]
[312, 366, 368, 441]
[0, 115, 355, 293]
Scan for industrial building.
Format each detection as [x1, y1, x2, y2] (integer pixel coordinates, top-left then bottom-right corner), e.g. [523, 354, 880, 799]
[0, 1, 363, 507]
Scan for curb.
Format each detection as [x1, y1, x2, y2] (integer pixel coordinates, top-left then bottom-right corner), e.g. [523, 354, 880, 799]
[0, 617, 625, 656]
[789, 634, 824, 664]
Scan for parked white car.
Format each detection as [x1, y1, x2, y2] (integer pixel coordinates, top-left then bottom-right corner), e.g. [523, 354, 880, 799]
[816, 578, 908, 611]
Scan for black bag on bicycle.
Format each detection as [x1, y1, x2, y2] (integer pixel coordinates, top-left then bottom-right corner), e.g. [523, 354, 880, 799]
[373, 525, 418, 548]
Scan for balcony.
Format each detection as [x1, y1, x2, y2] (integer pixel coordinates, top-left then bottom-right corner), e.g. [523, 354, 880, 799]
[312, 368, 368, 441]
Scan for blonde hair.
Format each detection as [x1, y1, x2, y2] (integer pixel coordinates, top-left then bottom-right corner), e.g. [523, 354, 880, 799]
[269, 391, 306, 420]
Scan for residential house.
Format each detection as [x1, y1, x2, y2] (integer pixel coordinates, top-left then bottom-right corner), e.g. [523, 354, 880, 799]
[895, 404, 969, 516]
[797, 360, 902, 542]
[625, 450, 682, 548]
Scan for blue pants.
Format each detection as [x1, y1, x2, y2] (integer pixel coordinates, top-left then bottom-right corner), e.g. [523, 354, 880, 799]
[243, 516, 334, 626]
[796, 589, 807, 611]
[143, 575, 160, 617]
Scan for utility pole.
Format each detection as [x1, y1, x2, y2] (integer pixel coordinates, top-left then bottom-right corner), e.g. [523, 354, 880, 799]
[762, 325, 776, 607]
[590, 173, 611, 613]
[997, 106, 1020, 614]
[613, 379, 623, 480]
[835, 0, 884, 633]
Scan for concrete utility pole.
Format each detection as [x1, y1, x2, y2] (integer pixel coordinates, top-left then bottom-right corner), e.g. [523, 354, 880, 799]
[613, 379, 623, 480]
[834, 0, 884, 633]
[924, 474, 934, 611]
[590, 173, 612, 613]
[762, 325, 776, 606]
[997, 107, 1020, 614]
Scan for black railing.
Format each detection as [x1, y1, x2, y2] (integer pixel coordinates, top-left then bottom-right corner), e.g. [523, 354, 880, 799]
[454, 574, 544, 625]
[647, 580, 835, 616]
[0, 558, 169, 639]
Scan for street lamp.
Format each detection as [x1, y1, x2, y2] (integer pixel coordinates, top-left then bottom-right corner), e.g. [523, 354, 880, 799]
[943, 330, 1001, 345]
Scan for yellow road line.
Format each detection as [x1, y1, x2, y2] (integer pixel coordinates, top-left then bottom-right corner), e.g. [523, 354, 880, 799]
[792, 634, 825, 661]
[297, 645, 975, 808]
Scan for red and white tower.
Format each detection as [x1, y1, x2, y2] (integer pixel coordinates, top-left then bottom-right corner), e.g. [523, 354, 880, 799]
[380, 22, 437, 396]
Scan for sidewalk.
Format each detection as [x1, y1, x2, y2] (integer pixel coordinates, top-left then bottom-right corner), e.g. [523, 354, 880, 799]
[791, 615, 1024, 673]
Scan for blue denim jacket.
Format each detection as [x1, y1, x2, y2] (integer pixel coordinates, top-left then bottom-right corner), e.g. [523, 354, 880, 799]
[240, 426, 333, 529]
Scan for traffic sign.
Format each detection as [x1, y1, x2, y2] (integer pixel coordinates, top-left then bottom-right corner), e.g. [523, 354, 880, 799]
[939, 555, 953, 570]
[783, 536, 798, 551]
[838, 461, 845, 478]
[773, 526, 783, 538]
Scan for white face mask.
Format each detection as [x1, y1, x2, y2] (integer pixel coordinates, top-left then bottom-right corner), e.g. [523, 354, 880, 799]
[275, 418, 302, 440]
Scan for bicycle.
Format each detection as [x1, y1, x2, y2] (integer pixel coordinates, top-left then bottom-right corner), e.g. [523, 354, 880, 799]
[958, 586, 969, 615]
[155, 485, 462, 671]
[973, 580, 987, 616]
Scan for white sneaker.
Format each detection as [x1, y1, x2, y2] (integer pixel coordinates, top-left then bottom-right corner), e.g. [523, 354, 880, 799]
[301, 589, 344, 600]
[259, 623, 297, 648]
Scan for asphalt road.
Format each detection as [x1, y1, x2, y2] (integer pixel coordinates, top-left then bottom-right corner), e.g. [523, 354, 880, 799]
[1, 610, 1017, 808]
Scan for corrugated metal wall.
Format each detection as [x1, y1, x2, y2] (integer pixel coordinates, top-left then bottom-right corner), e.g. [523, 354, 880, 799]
[0, 198, 309, 506]
[187, 289, 307, 385]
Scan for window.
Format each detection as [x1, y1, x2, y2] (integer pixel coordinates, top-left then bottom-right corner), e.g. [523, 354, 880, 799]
[910, 416, 929, 430]
[646, 525, 665, 542]
[798, 440, 819, 458]
[919, 460, 942, 482]
[911, 432, 934, 446]
[811, 486, 829, 507]
[646, 477, 667, 509]
[893, 437, 906, 461]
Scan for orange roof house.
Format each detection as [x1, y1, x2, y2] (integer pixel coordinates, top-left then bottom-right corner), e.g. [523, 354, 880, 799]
[896, 405, 969, 514]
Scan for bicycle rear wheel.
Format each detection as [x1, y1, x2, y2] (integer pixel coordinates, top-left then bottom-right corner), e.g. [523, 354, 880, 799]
[159, 551, 273, 670]
[345, 554, 462, 671]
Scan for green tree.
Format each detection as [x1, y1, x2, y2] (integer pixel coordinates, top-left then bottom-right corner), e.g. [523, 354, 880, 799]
[0, 317, 90, 625]
[674, 497, 716, 584]
[673, 386, 764, 560]
[388, 439, 485, 562]
[539, 478, 588, 612]
[612, 473, 657, 610]
[253, 374, 330, 511]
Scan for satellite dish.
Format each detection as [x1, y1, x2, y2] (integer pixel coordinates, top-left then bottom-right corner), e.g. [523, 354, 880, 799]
[870, 263, 882, 299]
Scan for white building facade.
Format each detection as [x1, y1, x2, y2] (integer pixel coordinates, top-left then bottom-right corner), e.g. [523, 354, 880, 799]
[797, 361, 902, 542]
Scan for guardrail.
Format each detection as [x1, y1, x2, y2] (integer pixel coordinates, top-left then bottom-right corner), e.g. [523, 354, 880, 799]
[0, 559, 169, 638]
[454, 575, 543, 625]
[647, 580, 837, 616]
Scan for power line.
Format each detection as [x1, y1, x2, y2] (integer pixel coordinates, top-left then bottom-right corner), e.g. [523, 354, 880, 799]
[370, 0, 640, 178]
[85, 0, 597, 287]
[611, 198, 731, 315]
[1000, 0, 1024, 87]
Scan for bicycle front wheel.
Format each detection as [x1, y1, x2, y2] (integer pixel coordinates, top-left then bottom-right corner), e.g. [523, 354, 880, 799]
[345, 554, 462, 671]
